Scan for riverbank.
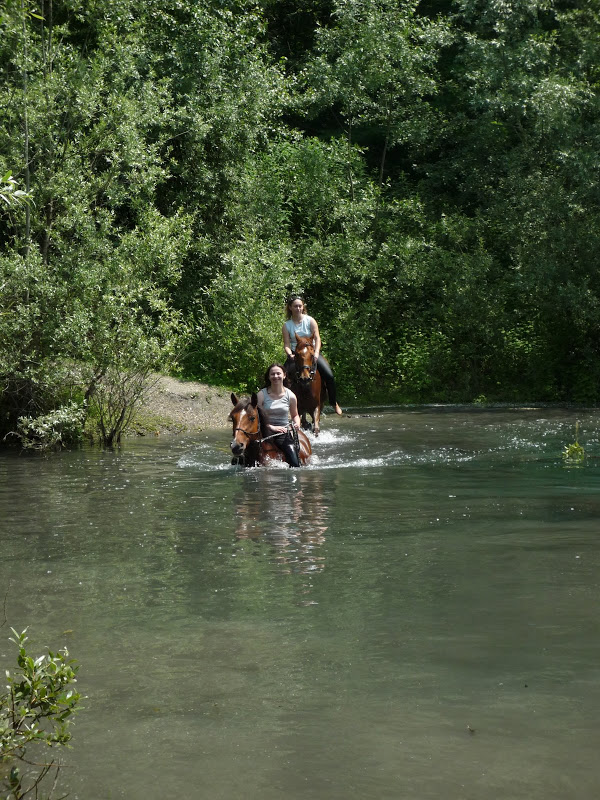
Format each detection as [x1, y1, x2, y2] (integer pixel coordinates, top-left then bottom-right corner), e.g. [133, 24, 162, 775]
[123, 376, 588, 438]
[127, 375, 234, 435]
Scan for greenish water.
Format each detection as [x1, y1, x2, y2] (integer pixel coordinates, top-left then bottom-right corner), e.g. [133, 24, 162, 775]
[1, 408, 599, 799]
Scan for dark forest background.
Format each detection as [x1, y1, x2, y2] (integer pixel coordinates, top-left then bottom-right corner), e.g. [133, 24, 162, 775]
[1, 0, 599, 441]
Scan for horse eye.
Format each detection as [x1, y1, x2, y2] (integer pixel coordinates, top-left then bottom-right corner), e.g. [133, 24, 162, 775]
[248, 415, 256, 422]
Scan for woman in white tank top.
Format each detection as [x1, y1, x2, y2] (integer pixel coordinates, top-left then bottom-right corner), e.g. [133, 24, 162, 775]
[282, 295, 342, 416]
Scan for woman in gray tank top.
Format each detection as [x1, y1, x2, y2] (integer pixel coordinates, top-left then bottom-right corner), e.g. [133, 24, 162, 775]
[282, 295, 342, 416]
[257, 363, 302, 467]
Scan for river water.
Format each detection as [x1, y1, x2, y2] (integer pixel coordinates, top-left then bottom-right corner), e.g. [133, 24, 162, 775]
[1, 407, 599, 799]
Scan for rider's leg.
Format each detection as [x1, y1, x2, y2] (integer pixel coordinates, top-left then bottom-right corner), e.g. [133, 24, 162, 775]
[316, 355, 342, 415]
[284, 354, 296, 383]
[273, 432, 300, 467]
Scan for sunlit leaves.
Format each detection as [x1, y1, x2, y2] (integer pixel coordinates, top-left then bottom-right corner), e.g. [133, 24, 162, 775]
[298, 0, 448, 145]
[1, 0, 600, 411]
[0, 171, 30, 207]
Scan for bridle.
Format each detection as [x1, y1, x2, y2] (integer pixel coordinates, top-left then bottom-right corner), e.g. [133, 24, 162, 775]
[233, 426, 258, 439]
[232, 406, 260, 443]
[295, 346, 317, 381]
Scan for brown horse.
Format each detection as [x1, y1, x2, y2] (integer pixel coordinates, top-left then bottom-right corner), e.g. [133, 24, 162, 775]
[288, 335, 327, 435]
[229, 393, 312, 467]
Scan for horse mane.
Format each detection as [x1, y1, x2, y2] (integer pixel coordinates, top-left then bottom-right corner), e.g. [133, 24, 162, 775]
[257, 404, 268, 438]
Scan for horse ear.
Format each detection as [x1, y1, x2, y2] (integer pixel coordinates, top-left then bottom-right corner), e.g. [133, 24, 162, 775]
[250, 392, 258, 407]
[231, 392, 238, 406]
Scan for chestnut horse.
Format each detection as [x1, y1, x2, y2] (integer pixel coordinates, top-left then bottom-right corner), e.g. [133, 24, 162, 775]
[229, 392, 312, 467]
[288, 335, 327, 435]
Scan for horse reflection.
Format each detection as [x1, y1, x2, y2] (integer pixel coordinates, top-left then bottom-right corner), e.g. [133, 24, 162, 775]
[233, 471, 329, 576]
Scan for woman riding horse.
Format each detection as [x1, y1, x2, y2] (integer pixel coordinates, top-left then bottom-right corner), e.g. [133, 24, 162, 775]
[291, 334, 327, 434]
[256, 363, 302, 467]
[282, 295, 342, 416]
[229, 382, 312, 468]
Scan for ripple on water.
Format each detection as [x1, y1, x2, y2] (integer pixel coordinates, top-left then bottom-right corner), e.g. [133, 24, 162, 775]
[3, 407, 600, 800]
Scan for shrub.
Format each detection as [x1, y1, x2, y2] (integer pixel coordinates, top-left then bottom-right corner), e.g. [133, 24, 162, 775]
[10, 402, 86, 451]
[0, 628, 81, 799]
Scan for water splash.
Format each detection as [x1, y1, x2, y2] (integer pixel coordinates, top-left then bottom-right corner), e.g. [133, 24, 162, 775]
[174, 410, 600, 473]
[306, 428, 356, 445]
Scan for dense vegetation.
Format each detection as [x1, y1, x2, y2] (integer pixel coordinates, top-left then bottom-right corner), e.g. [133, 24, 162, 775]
[1, 0, 599, 442]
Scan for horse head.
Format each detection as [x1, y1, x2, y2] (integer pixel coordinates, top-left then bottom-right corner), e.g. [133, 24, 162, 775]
[294, 336, 317, 385]
[229, 392, 260, 459]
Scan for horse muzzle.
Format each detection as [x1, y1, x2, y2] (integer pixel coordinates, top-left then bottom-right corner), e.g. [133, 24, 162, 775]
[231, 440, 245, 456]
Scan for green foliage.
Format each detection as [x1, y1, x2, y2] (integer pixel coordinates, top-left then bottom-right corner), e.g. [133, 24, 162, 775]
[0, 251, 81, 437]
[87, 369, 157, 446]
[395, 329, 452, 401]
[1, 0, 600, 412]
[187, 235, 295, 391]
[0, 0, 191, 442]
[298, 0, 447, 143]
[12, 402, 86, 451]
[0, 172, 30, 208]
[0, 628, 81, 800]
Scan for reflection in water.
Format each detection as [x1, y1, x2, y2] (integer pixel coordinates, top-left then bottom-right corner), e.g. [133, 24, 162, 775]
[234, 471, 330, 575]
[4, 411, 600, 800]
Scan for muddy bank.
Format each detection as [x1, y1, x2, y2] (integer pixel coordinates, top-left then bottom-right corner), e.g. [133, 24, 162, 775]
[129, 376, 234, 435]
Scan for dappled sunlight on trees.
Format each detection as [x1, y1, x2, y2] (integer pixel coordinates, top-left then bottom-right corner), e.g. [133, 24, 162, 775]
[1, 0, 599, 438]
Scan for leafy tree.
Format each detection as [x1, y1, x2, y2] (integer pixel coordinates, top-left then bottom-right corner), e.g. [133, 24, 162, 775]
[0, 0, 191, 442]
[3, 0, 600, 414]
[297, 0, 448, 188]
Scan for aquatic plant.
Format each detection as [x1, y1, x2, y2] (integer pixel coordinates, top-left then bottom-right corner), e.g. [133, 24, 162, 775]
[563, 421, 585, 463]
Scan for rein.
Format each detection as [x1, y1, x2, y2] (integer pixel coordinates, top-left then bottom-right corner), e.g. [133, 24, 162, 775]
[233, 425, 296, 445]
[232, 395, 301, 469]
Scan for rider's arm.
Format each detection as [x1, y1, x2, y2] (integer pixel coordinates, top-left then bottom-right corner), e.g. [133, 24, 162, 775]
[310, 318, 321, 359]
[289, 392, 301, 429]
[282, 323, 294, 358]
